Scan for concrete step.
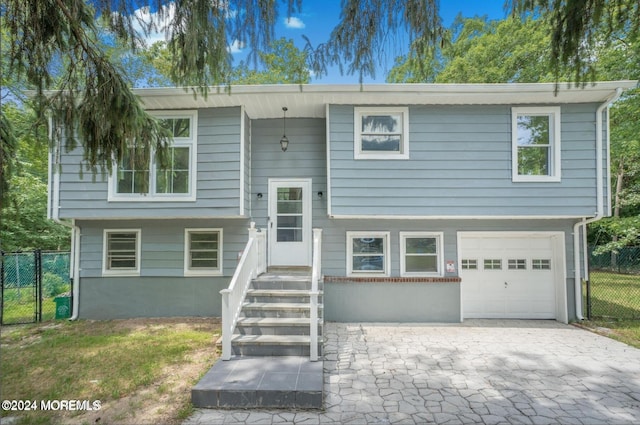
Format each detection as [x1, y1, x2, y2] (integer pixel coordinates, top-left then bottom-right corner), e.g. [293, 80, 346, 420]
[231, 335, 323, 356]
[246, 289, 323, 297]
[245, 289, 323, 304]
[192, 356, 322, 409]
[241, 302, 323, 318]
[250, 279, 314, 290]
[242, 302, 322, 310]
[236, 317, 323, 335]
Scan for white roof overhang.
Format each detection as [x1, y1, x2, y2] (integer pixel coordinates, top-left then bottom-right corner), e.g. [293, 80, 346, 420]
[134, 81, 638, 119]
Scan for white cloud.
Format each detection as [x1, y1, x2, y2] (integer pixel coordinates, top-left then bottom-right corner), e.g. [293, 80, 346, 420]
[228, 39, 245, 54]
[123, 4, 175, 45]
[284, 16, 305, 29]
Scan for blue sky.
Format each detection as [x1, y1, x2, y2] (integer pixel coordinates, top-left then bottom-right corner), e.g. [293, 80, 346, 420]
[261, 0, 508, 83]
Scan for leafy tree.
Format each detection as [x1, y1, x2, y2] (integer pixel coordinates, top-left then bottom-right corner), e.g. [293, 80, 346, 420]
[388, 16, 565, 84]
[2, 0, 639, 218]
[509, 0, 639, 85]
[0, 105, 71, 252]
[231, 38, 311, 84]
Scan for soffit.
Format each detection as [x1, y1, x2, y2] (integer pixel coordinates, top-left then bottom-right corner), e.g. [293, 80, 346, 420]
[135, 81, 638, 119]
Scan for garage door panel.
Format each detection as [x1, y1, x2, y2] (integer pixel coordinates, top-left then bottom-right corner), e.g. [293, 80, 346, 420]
[460, 234, 558, 320]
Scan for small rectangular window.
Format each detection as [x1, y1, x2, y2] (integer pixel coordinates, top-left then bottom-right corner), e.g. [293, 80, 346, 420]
[484, 259, 502, 270]
[156, 147, 191, 194]
[532, 259, 551, 270]
[512, 107, 561, 182]
[354, 107, 409, 160]
[103, 230, 141, 276]
[185, 229, 223, 276]
[462, 259, 478, 270]
[347, 232, 390, 276]
[400, 232, 443, 276]
[508, 259, 527, 270]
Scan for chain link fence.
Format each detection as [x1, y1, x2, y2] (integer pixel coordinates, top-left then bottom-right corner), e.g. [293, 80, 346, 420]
[585, 246, 640, 320]
[1, 251, 71, 325]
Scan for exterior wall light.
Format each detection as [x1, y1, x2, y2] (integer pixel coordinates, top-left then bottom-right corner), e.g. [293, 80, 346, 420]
[280, 107, 289, 152]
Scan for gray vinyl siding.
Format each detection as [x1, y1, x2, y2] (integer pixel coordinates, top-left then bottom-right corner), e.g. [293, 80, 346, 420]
[329, 104, 602, 217]
[243, 112, 251, 216]
[77, 219, 249, 278]
[320, 218, 578, 321]
[57, 107, 244, 219]
[249, 118, 328, 229]
[75, 218, 250, 319]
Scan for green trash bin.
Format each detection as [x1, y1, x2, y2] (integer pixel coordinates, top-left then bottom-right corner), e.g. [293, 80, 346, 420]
[54, 294, 71, 319]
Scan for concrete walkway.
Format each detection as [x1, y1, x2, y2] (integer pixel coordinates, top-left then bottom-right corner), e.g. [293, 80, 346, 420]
[185, 320, 640, 425]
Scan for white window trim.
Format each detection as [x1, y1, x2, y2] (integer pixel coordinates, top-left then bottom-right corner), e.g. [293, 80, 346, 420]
[354, 107, 410, 160]
[511, 106, 561, 182]
[400, 231, 444, 277]
[102, 229, 141, 276]
[184, 228, 223, 276]
[108, 110, 198, 202]
[346, 231, 391, 277]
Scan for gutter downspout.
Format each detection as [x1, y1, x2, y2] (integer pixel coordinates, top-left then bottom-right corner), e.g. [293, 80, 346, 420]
[48, 117, 81, 320]
[573, 87, 623, 320]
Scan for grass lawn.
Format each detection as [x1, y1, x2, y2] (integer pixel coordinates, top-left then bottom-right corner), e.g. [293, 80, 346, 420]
[0, 318, 220, 424]
[584, 271, 640, 319]
[1, 293, 58, 324]
[581, 270, 640, 349]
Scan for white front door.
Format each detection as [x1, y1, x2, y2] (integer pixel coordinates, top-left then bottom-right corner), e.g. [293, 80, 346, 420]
[268, 179, 312, 266]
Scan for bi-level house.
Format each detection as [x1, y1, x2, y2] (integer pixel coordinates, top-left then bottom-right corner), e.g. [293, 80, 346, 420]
[49, 82, 636, 329]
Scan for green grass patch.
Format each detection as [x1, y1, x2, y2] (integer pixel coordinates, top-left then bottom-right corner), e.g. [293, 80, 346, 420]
[580, 319, 640, 349]
[2, 288, 65, 324]
[583, 271, 640, 319]
[1, 318, 219, 424]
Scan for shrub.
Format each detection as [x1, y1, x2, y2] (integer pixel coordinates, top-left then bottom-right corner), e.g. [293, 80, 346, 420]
[42, 273, 69, 298]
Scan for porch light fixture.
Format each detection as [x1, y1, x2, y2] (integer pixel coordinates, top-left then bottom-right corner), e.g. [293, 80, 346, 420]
[280, 107, 289, 152]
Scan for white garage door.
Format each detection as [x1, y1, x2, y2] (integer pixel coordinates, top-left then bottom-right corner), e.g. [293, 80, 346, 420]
[460, 233, 559, 319]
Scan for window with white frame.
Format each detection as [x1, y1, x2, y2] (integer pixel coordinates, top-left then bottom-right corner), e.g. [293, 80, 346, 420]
[103, 230, 141, 276]
[354, 107, 409, 159]
[347, 232, 390, 276]
[110, 111, 197, 200]
[512, 107, 561, 182]
[400, 232, 444, 276]
[184, 229, 223, 276]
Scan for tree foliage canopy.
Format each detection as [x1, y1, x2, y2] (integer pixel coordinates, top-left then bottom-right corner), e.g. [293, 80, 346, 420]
[3, 0, 639, 177]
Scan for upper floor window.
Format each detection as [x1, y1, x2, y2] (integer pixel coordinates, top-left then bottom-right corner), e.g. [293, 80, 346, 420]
[109, 111, 197, 201]
[512, 107, 561, 182]
[354, 107, 409, 160]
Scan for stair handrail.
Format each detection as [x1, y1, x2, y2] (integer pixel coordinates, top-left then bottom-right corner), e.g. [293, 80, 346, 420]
[309, 228, 322, 362]
[220, 223, 266, 360]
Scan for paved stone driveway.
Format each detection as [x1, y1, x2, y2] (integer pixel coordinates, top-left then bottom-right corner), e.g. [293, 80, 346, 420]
[185, 320, 640, 424]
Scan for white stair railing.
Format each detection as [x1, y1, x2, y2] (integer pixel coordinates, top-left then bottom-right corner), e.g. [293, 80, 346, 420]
[220, 223, 266, 360]
[310, 228, 322, 362]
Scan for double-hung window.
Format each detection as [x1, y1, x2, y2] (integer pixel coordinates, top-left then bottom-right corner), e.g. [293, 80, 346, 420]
[400, 232, 444, 277]
[110, 111, 197, 201]
[354, 107, 409, 159]
[347, 232, 390, 276]
[184, 229, 223, 276]
[512, 107, 561, 182]
[103, 229, 141, 276]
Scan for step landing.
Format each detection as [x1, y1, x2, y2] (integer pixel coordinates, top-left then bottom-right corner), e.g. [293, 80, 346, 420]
[192, 356, 323, 409]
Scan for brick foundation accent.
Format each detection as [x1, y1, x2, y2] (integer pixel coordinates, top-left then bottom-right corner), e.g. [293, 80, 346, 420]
[324, 276, 461, 283]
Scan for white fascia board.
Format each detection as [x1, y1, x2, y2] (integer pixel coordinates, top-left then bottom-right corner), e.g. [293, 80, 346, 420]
[328, 214, 591, 220]
[133, 81, 638, 120]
